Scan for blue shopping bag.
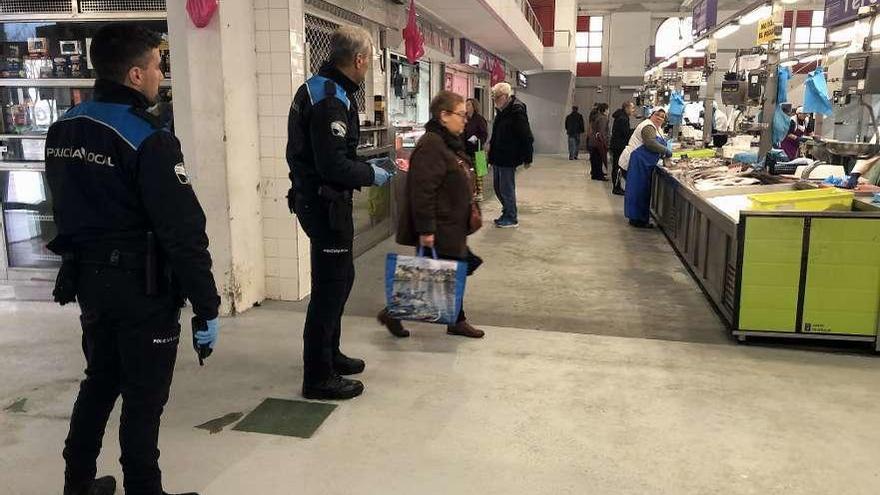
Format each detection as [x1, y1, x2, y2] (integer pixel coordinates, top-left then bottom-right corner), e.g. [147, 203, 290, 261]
[385, 248, 468, 325]
[804, 68, 833, 116]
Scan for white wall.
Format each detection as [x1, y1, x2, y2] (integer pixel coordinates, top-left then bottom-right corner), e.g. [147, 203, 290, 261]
[606, 12, 653, 78]
[517, 72, 575, 154]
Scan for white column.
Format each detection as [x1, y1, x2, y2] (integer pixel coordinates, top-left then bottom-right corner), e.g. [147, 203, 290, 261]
[168, 0, 266, 314]
[256, 0, 312, 301]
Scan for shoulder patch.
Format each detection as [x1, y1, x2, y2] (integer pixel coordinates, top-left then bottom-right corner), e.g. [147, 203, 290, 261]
[174, 162, 190, 185]
[330, 121, 348, 138]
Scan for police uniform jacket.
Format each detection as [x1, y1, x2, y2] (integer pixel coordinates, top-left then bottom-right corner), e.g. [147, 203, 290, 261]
[45, 79, 220, 320]
[286, 65, 375, 239]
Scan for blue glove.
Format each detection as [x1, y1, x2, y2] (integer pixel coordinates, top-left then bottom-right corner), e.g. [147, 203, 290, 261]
[366, 157, 392, 170]
[195, 317, 220, 349]
[845, 173, 861, 189]
[371, 164, 391, 186]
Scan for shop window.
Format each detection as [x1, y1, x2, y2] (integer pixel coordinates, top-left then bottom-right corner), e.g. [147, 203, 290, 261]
[576, 16, 602, 77]
[654, 17, 694, 59]
[389, 55, 431, 127]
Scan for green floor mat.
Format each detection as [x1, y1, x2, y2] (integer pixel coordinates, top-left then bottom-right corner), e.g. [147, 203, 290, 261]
[232, 398, 337, 438]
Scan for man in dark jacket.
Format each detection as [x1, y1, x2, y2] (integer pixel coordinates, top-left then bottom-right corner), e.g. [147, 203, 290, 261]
[287, 26, 391, 400]
[610, 101, 636, 195]
[47, 24, 220, 495]
[488, 82, 534, 228]
[565, 106, 585, 160]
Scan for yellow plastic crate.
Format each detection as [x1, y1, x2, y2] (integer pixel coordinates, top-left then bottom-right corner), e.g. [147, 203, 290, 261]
[747, 188, 855, 212]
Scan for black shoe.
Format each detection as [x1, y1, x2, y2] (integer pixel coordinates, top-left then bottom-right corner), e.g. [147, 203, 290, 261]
[164, 491, 199, 495]
[612, 188, 625, 196]
[629, 220, 655, 229]
[66, 476, 117, 495]
[333, 353, 365, 375]
[303, 375, 364, 400]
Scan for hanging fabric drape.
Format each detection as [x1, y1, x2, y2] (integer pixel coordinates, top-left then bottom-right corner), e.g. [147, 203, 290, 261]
[403, 0, 425, 64]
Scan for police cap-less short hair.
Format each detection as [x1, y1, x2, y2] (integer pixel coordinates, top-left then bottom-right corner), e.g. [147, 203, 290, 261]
[328, 26, 374, 67]
[90, 23, 163, 83]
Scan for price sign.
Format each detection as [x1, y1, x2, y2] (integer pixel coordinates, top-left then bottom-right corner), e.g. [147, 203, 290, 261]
[757, 18, 779, 45]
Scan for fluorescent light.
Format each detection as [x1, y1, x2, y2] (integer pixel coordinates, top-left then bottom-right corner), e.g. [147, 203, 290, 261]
[741, 5, 772, 25]
[693, 39, 709, 50]
[829, 26, 855, 42]
[468, 54, 481, 66]
[780, 0, 798, 4]
[798, 54, 821, 64]
[714, 23, 741, 40]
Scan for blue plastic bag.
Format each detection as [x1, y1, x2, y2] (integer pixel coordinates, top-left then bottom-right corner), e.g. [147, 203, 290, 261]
[804, 68, 833, 116]
[772, 105, 790, 146]
[667, 91, 685, 125]
[777, 66, 791, 104]
[385, 248, 467, 325]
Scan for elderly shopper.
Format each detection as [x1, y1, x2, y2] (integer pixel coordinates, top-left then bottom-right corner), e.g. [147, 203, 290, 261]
[587, 103, 610, 181]
[377, 91, 485, 339]
[464, 98, 489, 201]
[487, 82, 534, 229]
[610, 101, 636, 195]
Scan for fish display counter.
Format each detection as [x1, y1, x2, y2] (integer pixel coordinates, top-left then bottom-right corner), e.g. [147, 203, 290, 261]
[651, 164, 880, 350]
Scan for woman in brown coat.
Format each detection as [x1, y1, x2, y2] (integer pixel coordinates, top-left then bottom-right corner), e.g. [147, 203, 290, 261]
[378, 91, 484, 339]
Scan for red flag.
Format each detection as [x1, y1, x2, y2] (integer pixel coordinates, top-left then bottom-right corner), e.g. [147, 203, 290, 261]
[491, 58, 505, 86]
[403, 0, 425, 64]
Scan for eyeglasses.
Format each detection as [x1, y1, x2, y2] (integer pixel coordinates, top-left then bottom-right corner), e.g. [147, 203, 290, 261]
[446, 110, 468, 119]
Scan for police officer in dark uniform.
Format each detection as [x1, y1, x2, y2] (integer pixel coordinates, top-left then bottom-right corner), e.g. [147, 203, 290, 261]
[287, 26, 391, 400]
[46, 24, 221, 495]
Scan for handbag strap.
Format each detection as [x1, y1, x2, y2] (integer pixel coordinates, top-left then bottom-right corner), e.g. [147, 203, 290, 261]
[417, 246, 439, 259]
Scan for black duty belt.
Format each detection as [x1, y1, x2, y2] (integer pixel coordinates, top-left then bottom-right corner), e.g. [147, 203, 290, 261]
[76, 249, 145, 269]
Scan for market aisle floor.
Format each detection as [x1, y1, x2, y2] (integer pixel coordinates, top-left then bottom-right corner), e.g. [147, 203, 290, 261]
[3, 302, 880, 495]
[276, 154, 729, 345]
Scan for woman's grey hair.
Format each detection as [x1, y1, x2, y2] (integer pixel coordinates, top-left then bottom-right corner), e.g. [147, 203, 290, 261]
[328, 26, 374, 67]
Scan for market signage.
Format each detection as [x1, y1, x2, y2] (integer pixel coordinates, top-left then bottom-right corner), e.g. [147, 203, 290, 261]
[692, 0, 718, 36]
[757, 17, 779, 44]
[824, 0, 879, 28]
[460, 38, 506, 74]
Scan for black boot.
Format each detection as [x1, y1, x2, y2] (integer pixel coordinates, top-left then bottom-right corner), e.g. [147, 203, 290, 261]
[66, 476, 117, 495]
[333, 352, 365, 375]
[303, 374, 364, 400]
[163, 492, 199, 495]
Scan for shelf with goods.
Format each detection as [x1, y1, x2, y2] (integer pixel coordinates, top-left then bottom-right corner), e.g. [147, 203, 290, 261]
[0, 8, 170, 283]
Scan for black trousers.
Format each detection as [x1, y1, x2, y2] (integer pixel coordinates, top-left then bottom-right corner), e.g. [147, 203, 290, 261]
[302, 237, 354, 382]
[589, 147, 606, 179]
[611, 148, 624, 189]
[64, 265, 180, 495]
[295, 198, 356, 384]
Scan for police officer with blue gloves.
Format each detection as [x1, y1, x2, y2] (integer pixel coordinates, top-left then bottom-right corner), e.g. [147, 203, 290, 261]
[46, 24, 220, 495]
[287, 25, 391, 400]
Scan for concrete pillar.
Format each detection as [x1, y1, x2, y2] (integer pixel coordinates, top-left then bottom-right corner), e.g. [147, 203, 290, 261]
[168, 0, 266, 314]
